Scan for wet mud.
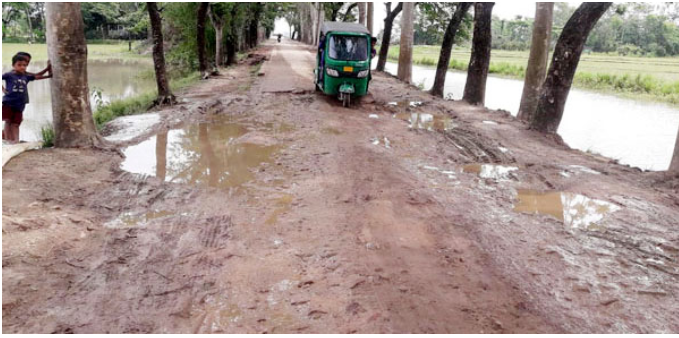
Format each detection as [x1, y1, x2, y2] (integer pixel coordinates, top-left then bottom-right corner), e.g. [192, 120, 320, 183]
[3, 42, 679, 333]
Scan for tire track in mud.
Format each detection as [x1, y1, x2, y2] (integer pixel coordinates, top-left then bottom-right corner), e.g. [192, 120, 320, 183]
[310, 99, 557, 333]
[443, 128, 514, 164]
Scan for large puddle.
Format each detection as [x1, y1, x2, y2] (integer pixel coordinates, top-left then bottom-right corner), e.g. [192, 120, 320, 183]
[513, 189, 621, 230]
[121, 118, 282, 192]
[381, 61, 679, 171]
[2, 59, 154, 142]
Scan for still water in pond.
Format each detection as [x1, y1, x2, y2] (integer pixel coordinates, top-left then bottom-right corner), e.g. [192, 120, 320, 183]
[2, 59, 154, 142]
[382, 62, 679, 171]
[121, 121, 281, 192]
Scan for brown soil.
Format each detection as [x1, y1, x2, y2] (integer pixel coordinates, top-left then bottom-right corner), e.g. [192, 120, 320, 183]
[3, 41, 678, 334]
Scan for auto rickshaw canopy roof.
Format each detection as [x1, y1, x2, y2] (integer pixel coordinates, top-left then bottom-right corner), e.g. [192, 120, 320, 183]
[320, 22, 370, 36]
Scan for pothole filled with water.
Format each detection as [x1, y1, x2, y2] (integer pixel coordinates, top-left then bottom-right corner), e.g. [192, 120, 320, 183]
[388, 101, 423, 108]
[513, 189, 621, 230]
[120, 119, 286, 191]
[462, 164, 518, 180]
[394, 112, 456, 132]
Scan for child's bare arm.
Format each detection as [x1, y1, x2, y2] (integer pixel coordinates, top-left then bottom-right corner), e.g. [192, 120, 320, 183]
[35, 61, 52, 76]
[34, 73, 52, 80]
[29, 61, 51, 77]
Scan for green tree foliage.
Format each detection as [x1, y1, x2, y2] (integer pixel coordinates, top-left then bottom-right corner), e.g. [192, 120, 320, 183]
[2, 2, 46, 42]
[488, 3, 679, 56]
[414, 3, 472, 46]
[587, 3, 679, 56]
[492, 15, 532, 51]
[162, 2, 281, 71]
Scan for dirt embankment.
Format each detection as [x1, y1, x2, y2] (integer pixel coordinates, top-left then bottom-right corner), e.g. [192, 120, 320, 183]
[3, 42, 678, 333]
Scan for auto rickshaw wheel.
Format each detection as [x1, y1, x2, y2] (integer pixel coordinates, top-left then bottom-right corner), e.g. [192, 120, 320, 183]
[342, 94, 350, 108]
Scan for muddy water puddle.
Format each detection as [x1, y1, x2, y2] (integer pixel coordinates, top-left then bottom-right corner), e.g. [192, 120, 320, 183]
[394, 112, 456, 131]
[462, 164, 518, 180]
[514, 189, 621, 230]
[388, 100, 423, 108]
[121, 118, 287, 192]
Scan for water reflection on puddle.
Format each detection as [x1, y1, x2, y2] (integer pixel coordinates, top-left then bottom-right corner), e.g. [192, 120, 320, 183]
[121, 121, 282, 191]
[388, 101, 423, 108]
[463, 164, 518, 180]
[514, 189, 620, 230]
[394, 112, 456, 131]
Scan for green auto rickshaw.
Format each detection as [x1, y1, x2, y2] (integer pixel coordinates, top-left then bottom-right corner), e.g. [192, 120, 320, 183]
[315, 22, 372, 107]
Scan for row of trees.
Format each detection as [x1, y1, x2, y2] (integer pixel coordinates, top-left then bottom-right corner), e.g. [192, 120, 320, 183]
[326, 2, 679, 175]
[3, 2, 147, 42]
[43, 2, 278, 147]
[491, 3, 679, 56]
[36, 2, 679, 176]
[343, 2, 679, 58]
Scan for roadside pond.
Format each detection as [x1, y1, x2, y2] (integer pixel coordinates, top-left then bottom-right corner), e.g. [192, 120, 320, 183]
[2, 59, 154, 142]
[383, 61, 679, 171]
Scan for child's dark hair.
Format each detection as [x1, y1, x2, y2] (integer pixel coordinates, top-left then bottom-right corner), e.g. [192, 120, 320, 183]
[12, 54, 29, 65]
[16, 52, 32, 60]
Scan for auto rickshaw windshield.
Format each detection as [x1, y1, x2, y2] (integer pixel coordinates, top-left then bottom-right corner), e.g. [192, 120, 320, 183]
[328, 35, 368, 61]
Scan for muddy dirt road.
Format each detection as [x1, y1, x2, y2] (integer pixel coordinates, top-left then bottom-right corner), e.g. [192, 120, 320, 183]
[3, 41, 679, 333]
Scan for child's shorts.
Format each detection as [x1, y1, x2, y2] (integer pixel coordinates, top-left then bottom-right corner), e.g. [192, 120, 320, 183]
[2, 105, 23, 125]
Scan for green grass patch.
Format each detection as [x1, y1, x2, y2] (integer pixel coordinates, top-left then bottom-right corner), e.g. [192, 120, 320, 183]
[40, 124, 55, 148]
[386, 45, 679, 105]
[93, 71, 201, 129]
[2, 42, 149, 66]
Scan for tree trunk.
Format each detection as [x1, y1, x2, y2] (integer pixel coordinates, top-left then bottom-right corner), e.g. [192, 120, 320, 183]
[303, 3, 314, 44]
[310, 3, 318, 46]
[517, 3, 554, 122]
[367, 2, 374, 34]
[226, 6, 238, 66]
[397, 2, 414, 83]
[25, 8, 34, 43]
[214, 26, 223, 66]
[226, 38, 236, 65]
[45, 3, 101, 148]
[209, 5, 225, 67]
[197, 2, 209, 76]
[147, 2, 175, 105]
[155, 131, 168, 181]
[376, 2, 403, 72]
[669, 128, 679, 176]
[315, 3, 324, 47]
[358, 2, 366, 26]
[430, 3, 472, 97]
[530, 3, 611, 133]
[462, 3, 495, 106]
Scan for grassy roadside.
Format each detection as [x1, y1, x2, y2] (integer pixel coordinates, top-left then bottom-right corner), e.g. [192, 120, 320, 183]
[40, 71, 200, 146]
[94, 52, 262, 130]
[385, 45, 679, 105]
[2, 42, 149, 66]
[92, 71, 201, 128]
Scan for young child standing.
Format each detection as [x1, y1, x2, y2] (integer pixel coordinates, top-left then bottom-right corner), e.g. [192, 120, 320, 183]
[2, 53, 52, 143]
